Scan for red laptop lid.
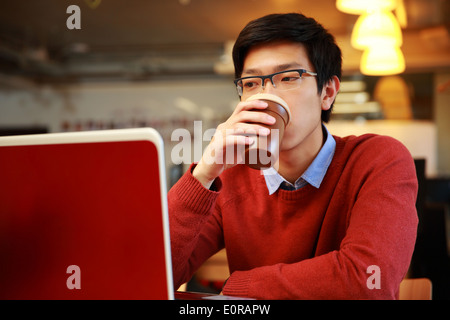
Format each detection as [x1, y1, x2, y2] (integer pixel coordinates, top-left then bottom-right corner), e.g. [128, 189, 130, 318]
[0, 128, 173, 299]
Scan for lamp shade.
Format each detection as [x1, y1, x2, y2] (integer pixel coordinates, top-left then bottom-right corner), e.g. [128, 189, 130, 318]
[360, 45, 405, 75]
[336, 0, 398, 15]
[351, 10, 403, 50]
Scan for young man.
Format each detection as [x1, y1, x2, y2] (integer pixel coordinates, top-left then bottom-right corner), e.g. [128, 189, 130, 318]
[168, 13, 418, 299]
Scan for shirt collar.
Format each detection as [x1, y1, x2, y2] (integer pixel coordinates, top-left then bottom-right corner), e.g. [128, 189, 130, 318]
[263, 125, 336, 195]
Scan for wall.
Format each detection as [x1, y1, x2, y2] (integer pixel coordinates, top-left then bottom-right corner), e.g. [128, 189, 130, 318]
[327, 120, 437, 177]
[434, 72, 450, 176]
[0, 74, 446, 178]
[0, 77, 239, 181]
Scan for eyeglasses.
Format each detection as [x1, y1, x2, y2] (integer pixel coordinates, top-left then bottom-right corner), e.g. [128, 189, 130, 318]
[234, 69, 317, 97]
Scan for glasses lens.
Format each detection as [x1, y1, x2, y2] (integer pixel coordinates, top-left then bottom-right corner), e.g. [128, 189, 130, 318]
[238, 77, 262, 96]
[273, 70, 302, 90]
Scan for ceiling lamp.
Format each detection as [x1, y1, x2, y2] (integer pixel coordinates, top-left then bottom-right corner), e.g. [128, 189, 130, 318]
[360, 45, 405, 75]
[336, 0, 398, 15]
[395, 0, 408, 28]
[351, 10, 403, 50]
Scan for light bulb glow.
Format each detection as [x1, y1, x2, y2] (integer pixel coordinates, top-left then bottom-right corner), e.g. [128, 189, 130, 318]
[336, 0, 398, 15]
[351, 10, 403, 50]
[360, 45, 405, 75]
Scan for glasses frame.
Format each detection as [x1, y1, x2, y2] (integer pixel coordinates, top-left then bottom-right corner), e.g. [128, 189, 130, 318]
[234, 69, 318, 96]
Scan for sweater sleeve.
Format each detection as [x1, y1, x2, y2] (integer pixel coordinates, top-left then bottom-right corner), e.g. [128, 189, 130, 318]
[222, 136, 419, 299]
[168, 164, 225, 289]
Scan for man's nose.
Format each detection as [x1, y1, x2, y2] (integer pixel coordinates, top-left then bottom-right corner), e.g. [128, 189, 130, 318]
[262, 78, 276, 93]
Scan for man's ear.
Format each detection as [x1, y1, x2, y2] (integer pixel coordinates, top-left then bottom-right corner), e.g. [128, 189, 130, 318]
[321, 75, 340, 111]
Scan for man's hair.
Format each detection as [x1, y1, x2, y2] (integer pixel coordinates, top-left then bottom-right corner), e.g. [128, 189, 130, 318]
[232, 13, 342, 123]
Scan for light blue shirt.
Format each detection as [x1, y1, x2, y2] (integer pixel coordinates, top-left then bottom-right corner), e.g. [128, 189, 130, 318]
[262, 125, 336, 195]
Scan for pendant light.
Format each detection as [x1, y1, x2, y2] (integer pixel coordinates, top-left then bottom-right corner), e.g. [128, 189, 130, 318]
[337, 0, 406, 76]
[360, 45, 405, 75]
[336, 0, 398, 15]
[351, 10, 403, 50]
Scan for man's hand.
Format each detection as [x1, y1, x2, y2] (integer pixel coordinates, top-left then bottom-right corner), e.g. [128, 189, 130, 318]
[192, 99, 275, 189]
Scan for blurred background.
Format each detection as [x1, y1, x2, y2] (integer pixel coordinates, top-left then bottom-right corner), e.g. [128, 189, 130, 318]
[0, 0, 449, 299]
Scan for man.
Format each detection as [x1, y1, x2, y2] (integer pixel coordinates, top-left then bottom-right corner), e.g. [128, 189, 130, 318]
[168, 13, 418, 299]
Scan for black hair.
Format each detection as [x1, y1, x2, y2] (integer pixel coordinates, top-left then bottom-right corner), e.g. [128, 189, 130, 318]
[232, 13, 342, 122]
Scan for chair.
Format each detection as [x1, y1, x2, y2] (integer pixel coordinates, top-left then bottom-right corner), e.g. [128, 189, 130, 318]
[399, 278, 432, 300]
[177, 249, 230, 293]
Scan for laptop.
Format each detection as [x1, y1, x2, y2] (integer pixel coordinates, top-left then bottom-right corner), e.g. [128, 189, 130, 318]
[0, 128, 174, 300]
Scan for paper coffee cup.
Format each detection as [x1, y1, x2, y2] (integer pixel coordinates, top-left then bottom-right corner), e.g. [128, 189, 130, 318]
[243, 93, 291, 169]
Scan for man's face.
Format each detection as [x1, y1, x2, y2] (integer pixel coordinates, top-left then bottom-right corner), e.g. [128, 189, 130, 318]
[241, 41, 331, 153]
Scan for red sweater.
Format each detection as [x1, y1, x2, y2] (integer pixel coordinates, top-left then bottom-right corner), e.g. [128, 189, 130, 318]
[168, 134, 418, 299]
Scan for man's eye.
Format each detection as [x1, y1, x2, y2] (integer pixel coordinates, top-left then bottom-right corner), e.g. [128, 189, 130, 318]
[244, 81, 259, 88]
[281, 76, 299, 82]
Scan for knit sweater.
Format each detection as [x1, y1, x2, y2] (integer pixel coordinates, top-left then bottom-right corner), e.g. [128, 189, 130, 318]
[168, 134, 418, 299]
